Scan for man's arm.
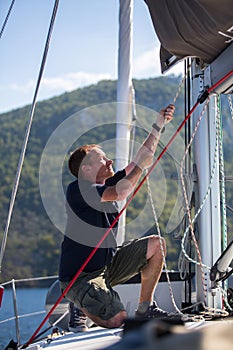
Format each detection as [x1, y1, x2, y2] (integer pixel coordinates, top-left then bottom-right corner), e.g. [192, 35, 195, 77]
[125, 103, 175, 175]
[101, 156, 150, 202]
[101, 104, 175, 202]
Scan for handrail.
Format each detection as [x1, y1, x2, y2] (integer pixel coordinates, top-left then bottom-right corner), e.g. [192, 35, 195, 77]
[1, 275, 58, 287]
[0, 311, 46, 324]
[0, 275, 58, 345]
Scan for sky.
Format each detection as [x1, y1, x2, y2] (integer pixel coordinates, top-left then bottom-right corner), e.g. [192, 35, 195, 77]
[0, 0, 183, 114]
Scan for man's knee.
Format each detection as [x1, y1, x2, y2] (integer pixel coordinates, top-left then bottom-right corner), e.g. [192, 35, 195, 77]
[147, 235, 166, 259]
[105, 310, 127, 328]
[82, 309, 127, 329]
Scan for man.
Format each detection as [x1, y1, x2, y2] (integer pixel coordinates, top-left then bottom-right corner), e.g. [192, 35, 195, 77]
[59, 104, 177, 331]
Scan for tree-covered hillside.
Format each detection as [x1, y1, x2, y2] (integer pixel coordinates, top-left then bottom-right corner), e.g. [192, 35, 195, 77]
[0, 76, 232, 285]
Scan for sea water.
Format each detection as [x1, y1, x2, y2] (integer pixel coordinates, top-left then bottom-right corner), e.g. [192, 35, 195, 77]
[0, 288, 50, 349]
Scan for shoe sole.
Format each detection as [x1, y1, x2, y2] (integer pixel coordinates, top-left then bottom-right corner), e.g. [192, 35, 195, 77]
[68, 326, 88, 332]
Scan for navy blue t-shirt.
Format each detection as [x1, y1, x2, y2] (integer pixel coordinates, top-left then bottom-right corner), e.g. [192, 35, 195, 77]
[59, 170, 126, 282]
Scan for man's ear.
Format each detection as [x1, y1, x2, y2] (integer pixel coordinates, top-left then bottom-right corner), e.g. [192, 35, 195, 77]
[81, 164, 91, 175]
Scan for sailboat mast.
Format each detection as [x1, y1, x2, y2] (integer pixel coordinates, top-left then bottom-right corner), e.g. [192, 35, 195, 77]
[191, 59, 222, 308]
[115, 0, 134, 244]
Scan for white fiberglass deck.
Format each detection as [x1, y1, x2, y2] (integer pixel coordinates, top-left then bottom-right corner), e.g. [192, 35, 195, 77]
[27, 327, 122, 350]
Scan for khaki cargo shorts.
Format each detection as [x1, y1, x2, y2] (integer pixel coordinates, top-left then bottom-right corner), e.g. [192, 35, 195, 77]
[60, 236, 149, 320]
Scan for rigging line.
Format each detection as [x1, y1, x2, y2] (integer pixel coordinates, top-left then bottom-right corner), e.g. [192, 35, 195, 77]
[178, 215, 191, 280]
[217, 96, 229, 301]
[130, 88, 181, 314]
[219, 286, 233, 312]
[179, 99, 210, 303]
[0, 311, 45, 325]
[180, 99, 220, 270]
[183, 58, 192, 302]
[179, 69, 233, 271]
[0, 0, 16, 39]
[135, 116, 185, 171]
[172, 59, 192, 105]
[129, 84, 137, 162]
[133, 61, 192, 172]
[217, 97, 228, 252]
[135, 62, 192, 171]
[185, 58, 192, 174]
[180, 99, 232, 311]
[1, 275, 58, 286]
[131, 65, 192, 314]
[22, 70, 233, 348]
[145, 171, 182, 314]
[227, 94, 233, 119]
[130, 87, 189, 311]
[0, 0, 60, 273]
[131, 76, 191, 306]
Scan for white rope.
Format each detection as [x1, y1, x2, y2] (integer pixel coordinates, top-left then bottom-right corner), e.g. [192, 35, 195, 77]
[180, 98, 220, 271]
[145, 171, 182, 314]
[227, 94, 233, 119]
[129, 87, 183, 314]
[172, 59, 192, 104]
[179, 99, 210, 302]
[141, 62, 194, 314]
[129, 85, 137, 162]
[135, 66, 194, 314]
[130, 66, 229, 319]
[179, 96, 233, 314]
[177, 214, 192, 280]
[219, 285, 233, 312]
[180, 97, 227, 270]
[217, 98, 228, 297]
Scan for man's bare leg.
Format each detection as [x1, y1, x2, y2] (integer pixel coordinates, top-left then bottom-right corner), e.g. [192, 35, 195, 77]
[81, 235, 166, 326]
[139, 235, 166, 303]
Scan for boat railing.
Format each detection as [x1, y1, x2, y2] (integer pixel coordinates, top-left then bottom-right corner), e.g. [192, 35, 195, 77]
[0, 275, 58, 345]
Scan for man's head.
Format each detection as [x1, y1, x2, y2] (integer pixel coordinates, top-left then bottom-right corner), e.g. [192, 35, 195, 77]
[68, 144, 114, 183]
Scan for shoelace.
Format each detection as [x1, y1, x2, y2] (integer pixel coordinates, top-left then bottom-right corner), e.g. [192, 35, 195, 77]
[149, 305, 168, 315]
[73, 310, 87, 323]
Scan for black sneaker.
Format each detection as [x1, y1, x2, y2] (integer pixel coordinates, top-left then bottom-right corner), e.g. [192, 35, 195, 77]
[68, 302, 88, 332]
[135, 302, 183, 323]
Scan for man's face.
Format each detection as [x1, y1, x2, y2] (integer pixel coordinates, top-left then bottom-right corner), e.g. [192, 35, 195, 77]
[83, 148, 115, 182]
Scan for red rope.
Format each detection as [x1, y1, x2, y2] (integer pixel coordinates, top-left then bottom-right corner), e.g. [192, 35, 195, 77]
[208, 69, 233, 93]
[22, 69, 233, 349]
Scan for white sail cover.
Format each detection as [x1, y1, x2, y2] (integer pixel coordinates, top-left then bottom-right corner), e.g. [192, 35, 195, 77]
[145, 0, 233, 73]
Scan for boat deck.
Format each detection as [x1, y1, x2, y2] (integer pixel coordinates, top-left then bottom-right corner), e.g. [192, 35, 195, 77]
[27, 327, 122, 350]
[26, 317, 233, 350]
